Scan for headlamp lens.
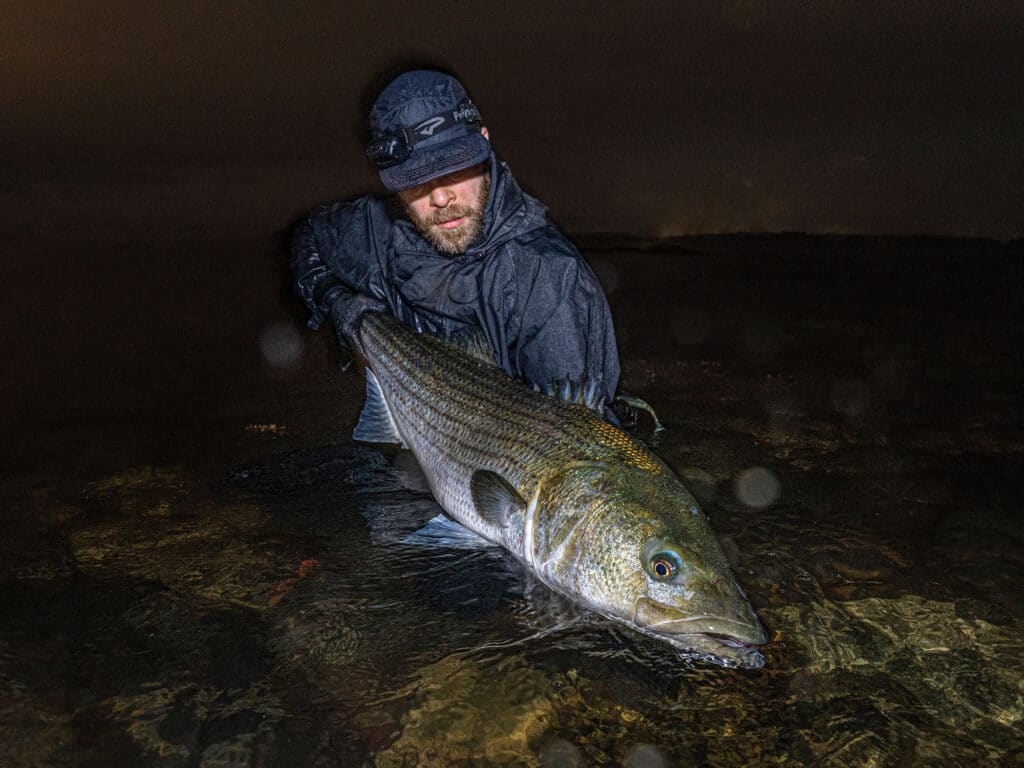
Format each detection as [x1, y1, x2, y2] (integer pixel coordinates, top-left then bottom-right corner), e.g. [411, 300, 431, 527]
[366, 133, 410, 169]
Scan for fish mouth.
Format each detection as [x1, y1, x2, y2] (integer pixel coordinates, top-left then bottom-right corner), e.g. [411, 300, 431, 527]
[633, 597, 767, 668]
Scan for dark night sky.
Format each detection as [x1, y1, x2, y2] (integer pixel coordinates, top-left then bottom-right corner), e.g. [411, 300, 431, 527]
[3, 1, 1022, 242]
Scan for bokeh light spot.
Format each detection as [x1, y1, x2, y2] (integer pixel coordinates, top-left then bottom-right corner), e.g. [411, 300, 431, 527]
[538, 738, 582, 767]
[735, 466, 781, 509]
[259, 320, 304, 369]
[624, 743, 671, 768]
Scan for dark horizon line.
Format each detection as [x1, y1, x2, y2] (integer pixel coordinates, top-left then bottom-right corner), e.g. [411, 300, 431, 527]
[570, 230, 1024, 248]
[7, 229, 1022, 252]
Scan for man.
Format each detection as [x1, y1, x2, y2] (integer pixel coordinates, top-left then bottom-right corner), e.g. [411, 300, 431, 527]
[290, 69, 620, 413]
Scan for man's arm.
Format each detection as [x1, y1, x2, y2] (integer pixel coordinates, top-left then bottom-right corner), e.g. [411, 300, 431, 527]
[289, 214, 348, 331]
[289, 198, 391, 331]
[510, 247, 621, 410]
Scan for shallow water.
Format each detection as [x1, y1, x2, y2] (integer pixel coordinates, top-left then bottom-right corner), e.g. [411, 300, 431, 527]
[3, 236, 1022, 766]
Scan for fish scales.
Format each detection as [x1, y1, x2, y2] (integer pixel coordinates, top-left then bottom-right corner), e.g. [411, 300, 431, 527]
[349, 310, 768, 667]
[361, 315, 654, 465]
[358, 313, 657, 540]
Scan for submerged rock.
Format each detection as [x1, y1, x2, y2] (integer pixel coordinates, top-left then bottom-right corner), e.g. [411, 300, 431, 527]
[762, 595, 1024, 761]
[374, 654, 556, 767]
[71, 467, 287, 610]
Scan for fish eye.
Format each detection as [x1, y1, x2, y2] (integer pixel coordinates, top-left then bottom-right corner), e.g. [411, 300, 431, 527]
[649, 551, 683, 580]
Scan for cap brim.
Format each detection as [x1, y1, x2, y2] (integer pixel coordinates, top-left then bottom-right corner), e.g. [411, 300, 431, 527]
[380, 132, 492, 192]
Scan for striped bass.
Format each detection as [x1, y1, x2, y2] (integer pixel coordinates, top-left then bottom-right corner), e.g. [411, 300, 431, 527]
[344, 308, 768, 668]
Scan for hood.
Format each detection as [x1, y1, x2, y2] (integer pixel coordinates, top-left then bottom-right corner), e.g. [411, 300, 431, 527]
[388, 155, 551, 327]
[392, 153, 548, 259]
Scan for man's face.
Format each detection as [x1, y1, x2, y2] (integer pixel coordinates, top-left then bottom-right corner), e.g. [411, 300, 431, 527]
[398, 163, 491, 255]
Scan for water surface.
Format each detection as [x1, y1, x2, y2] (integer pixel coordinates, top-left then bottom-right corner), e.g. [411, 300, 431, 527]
[3, 236, 1022, 766]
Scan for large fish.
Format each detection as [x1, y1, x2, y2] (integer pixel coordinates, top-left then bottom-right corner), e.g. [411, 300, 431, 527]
[343, 307, 768, 668]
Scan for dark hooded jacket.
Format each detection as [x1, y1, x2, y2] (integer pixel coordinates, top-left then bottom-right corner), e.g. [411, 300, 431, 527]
[289, 154, 620, 407]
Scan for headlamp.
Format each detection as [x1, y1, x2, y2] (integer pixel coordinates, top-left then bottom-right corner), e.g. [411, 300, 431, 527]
[366, 131, 412, 169]
[366, 99, 481, 169]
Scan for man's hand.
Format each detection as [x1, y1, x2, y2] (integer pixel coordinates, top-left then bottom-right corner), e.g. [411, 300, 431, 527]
[327, 288, 387, 354]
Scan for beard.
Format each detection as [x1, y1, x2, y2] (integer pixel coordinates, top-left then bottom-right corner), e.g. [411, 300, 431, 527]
[404, 171, 491, 255]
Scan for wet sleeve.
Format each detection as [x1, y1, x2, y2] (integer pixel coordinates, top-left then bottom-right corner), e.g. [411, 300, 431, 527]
[288, 198, 389, 331]
[289, 214, 345, 330]
[511, 249, 621, 407]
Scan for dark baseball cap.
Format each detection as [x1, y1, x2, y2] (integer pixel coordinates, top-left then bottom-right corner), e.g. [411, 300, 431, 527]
[368, 70, 492, 192]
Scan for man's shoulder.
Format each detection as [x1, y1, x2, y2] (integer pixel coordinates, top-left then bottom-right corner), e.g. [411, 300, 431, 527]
[502, 202, 576, 251]
[506, 223, 586, 268]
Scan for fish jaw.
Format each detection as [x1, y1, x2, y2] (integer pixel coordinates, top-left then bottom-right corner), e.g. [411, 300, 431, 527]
[633, 597, 767, 644]
[632, 595, 767, 668]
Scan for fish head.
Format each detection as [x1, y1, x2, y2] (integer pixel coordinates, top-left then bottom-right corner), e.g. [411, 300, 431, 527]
[549, 471, 768, 668]
[629, 529, 768, 668]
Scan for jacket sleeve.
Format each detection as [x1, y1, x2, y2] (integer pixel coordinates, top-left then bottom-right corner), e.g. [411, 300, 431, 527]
[509, 242, 621, 407]
[288, 197, 391, 330]
[289, 214, 344, 330]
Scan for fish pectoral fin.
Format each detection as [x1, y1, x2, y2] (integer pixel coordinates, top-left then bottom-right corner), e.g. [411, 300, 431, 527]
[403, 514, 497, 550]
[353, 368, 406, 447]
[470, 469, 527, 529]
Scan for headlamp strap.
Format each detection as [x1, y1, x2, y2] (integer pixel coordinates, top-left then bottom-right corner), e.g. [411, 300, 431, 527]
[402, 99, 481, 148]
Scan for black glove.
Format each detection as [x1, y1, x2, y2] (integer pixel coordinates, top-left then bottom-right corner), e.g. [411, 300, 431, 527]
[326, 286, 387, 355]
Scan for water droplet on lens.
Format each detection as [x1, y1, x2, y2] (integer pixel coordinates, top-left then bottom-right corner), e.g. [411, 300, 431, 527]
[624, 743, 671, 768]
[538, 738, 582, 767]
[735, 466, 781, 509]
[259, 320, 304, 368]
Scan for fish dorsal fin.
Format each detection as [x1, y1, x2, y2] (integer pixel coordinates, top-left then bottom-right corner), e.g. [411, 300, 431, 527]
[445, 327, 498, 367]
[470, 469, 527, 528]
[531, 376, 606, 414]
[353, 367, 406, 447]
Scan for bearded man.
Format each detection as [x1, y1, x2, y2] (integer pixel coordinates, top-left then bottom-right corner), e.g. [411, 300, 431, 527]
[290, 69, 621, 414]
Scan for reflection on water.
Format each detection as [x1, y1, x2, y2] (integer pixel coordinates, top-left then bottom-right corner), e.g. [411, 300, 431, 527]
[5, 439, 1021, 767]
[3, 241, 1022, 766]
